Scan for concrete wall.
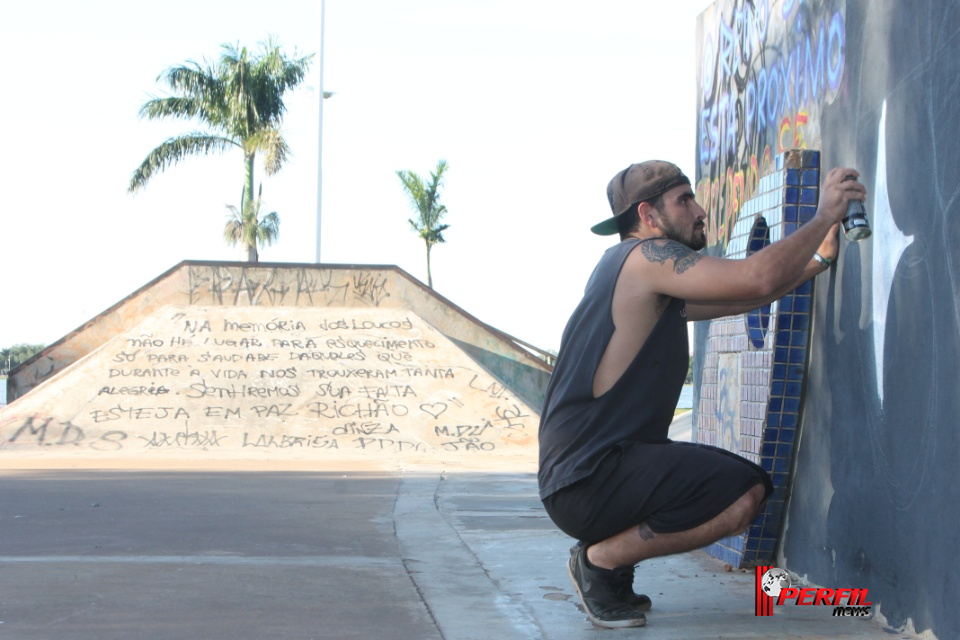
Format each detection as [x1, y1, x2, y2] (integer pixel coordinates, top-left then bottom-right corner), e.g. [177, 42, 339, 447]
[7, 261, 551, 412]
[1, 262, 551, 467]
[695, 1, 959, 637]
[0, 306, 540, 465]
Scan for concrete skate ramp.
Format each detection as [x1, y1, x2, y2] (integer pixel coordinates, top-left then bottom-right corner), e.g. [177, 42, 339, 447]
[1, 262, 550, 469]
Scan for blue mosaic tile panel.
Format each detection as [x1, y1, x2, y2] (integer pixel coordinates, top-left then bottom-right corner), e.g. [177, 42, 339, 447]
[699, 149, 820, 568]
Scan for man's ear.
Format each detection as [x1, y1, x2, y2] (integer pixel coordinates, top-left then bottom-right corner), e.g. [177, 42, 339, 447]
[637, 201, 660, 231]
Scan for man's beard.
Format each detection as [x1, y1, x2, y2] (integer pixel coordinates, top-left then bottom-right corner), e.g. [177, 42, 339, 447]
[661, 219, 707, 251]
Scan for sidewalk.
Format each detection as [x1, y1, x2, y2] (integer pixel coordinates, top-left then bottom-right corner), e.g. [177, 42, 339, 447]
[0, 467, 913, 640]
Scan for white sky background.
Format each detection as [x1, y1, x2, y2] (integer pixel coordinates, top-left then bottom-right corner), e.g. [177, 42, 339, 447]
[1, 0, 712, 353]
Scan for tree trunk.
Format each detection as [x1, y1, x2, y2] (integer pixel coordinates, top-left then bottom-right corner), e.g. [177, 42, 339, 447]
[243, 154, 256, 213]
[425, 241, 433, 289]
[244, 153, 256, 262]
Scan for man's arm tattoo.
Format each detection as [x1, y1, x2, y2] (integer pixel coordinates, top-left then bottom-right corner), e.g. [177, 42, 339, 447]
[640, 240, 704, 274]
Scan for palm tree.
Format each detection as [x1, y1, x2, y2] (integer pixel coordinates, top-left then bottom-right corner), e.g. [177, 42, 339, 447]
[128, 37, 312, 261]
[397, 159, 450, 288]
[223, 184, 279, 262]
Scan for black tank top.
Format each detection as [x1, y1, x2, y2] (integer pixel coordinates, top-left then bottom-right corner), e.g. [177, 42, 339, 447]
[538, 238, 689, 499]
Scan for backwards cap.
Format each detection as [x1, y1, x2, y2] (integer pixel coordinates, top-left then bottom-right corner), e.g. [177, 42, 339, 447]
[592, 160, 691, 235]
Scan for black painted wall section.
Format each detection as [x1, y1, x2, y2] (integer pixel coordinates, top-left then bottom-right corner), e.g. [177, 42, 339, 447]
[694, 0, 959, 636]
[783, 2, 959, 637]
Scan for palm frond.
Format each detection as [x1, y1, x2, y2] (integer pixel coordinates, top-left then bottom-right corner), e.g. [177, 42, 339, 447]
[257, 211, 280, 246]
[426, 224, 450, 244]
[223, 204, 244, 245]
[138, 96, 202, 121]
[221, 185, 281, 253]
[128, 133, 238, 192]
[252, 129, 289, 175]
[161, 61, 219, 96]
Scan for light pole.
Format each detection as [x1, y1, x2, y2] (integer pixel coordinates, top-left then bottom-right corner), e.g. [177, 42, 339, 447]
[315, 0, 328, 264]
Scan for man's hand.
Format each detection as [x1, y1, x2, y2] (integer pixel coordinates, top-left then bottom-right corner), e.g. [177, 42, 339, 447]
[819, 167, 867, 225]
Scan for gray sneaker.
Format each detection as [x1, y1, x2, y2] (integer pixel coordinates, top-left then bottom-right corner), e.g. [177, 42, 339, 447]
[567, 544, 647, 628]
[569, 543, 651, 612]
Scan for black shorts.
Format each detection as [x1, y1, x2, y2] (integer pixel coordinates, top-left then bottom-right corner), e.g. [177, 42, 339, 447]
[542, 441, 773, 544]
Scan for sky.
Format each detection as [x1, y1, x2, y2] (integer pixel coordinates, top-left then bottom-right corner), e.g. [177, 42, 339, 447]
[1, 0, 713, 354]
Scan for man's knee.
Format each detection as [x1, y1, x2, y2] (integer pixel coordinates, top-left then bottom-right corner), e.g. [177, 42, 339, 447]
[728, 484, 766, 535]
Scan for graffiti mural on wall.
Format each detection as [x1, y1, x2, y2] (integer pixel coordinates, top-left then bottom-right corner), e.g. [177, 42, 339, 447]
[0, 307, 537, 459]
[697, 0, 846, 247]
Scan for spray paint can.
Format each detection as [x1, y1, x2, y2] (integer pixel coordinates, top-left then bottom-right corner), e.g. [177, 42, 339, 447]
[842, 175, 871, 241]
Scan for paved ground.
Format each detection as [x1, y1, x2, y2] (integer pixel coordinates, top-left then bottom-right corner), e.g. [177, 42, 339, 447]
[1, 467, 915, 640]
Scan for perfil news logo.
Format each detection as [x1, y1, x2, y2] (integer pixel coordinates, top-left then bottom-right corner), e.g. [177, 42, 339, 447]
[755, 566, 872, 617]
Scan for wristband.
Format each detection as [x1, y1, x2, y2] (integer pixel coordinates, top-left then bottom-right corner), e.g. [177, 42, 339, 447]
[813, 252, 833, 267]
